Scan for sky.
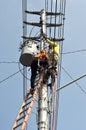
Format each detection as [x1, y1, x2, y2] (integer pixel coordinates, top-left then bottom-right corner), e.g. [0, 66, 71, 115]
[0, 0, 86, 130]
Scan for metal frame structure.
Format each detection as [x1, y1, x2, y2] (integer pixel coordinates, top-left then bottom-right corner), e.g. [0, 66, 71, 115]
[12, 0, 67, 130]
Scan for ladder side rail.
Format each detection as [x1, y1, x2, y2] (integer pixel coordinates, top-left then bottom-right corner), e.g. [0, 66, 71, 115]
[21, 72, 44, 130]
[11, 88, 31, 130]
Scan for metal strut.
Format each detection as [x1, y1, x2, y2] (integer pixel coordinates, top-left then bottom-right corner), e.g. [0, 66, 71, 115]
[11, 72, 44, 130]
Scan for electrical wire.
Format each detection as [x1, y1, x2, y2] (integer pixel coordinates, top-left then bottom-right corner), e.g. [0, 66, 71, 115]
[45, 1, 59, 129]
[18, 62, 30, 80]
[62, 66, 86, 94]
[0, 61, 19, 64]
[50, 1, 61, 130]
[29, 26, 35, 37]
[0, 70, 21, 84]
[0, 64, 29, 86]
[52, 77, 57, 130]
[54, 1, 66, 130]
[53, 0, 60, 128]
[0, 61, 30, 85]
[56, 73, 86, 92]
[62, 49, 86, 55]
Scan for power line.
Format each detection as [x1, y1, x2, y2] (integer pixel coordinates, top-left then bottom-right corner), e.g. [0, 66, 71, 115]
[18, 62, 30, 80]
[57, 73, 86, 92]
[62, 49, 86, 55]
[0, 61, 19, 64]
[0, 49, 86, 64]
[54, 0, 67, 130]
[62, 66, 86, 94]
[0, 70, 21, 84]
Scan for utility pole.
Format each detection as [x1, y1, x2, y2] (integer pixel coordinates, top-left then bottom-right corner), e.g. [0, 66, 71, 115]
[38, 10, 48, 130]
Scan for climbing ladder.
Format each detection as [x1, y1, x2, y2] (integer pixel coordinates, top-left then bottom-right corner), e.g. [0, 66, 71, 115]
[12, 72, 44, 130]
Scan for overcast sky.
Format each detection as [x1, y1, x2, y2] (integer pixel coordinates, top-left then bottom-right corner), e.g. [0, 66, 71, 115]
[0, 0, 86, 130]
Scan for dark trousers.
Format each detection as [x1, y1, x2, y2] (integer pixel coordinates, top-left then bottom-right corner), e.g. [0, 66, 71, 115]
[31, 60, 38, 89]
[31, 68, 37, 89]
[31, 59, 48, 88]
[43, 68, 55, 84]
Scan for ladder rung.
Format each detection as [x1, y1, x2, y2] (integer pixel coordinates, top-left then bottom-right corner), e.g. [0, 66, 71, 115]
[46, 37, 64, 42]
[20, 108, 28, 115]
[46, 11, 64, 16]
[52, 37, 64, 42]
[25, 10, 40, 15]
[17, 115, 25, 122]
[22, 36, 40, 41]
[25, 10, 64, 16]
[23, 21, 41, 27]
[22, 101, 31, 108]
[24, 21, 62, 27]
[35, 79, 39, 84]
[12, 73, 44, 130]
[46, 23, 62, 27]
[25, 95, 32, 101]
[13, 122, 23, 129]
[22, 35, 64, 42]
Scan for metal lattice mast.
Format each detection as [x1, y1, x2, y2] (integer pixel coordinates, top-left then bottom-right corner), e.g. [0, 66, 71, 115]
[22, 1, 27, 130]
[38, 10, 48, 130]
[12, 1, 67, 130]
[22, 0, 27, 99]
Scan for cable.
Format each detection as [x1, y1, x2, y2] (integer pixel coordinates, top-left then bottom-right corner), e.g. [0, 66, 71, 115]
[56, 73, 86, 92]
[52, 77, 57, 130]
[29, 26, 35, 37]
[62, 66, 86, 94]
[0, 61, 31, 81]
[62, 49, 86, 55]
[0, 70, 21, 84]
[18, 62, 30, 80]
[0, 61, 19, 64]
[55, 1, 66, 130]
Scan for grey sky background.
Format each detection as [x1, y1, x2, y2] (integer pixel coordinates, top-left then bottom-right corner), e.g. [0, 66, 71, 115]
[0, 0, 86, 130]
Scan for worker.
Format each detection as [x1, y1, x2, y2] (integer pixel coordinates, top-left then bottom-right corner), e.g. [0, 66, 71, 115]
[30, 49, 49, 91]
[41, 34, 60, 85]
[43, 34, 60, 75]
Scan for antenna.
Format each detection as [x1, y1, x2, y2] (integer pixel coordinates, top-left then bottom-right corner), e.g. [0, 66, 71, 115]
[12, 1, 66, 130]
[38, 9, 48, 130]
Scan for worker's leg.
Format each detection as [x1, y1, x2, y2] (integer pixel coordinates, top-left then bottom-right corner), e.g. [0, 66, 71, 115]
[30, 60, 38, 89]
[43, 68, 55, 85]
[43, 69, 50, 84]
[51, 68, 56, 85]
[31, 68, 37, 89]
[52, 59, 58, 75]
